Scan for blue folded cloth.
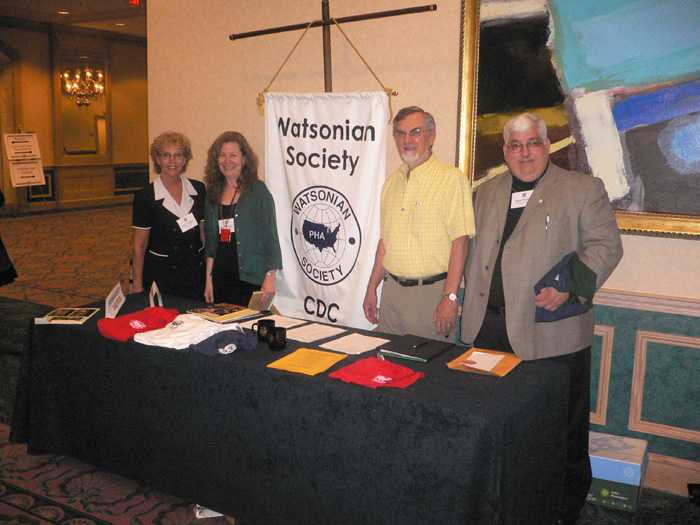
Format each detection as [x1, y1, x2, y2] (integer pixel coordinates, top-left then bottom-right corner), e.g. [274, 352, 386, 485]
[534, 252, 592, 322]
[189, 329, 258, 355]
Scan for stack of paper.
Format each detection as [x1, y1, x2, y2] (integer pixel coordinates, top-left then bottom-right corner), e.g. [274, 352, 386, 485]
[286, 323, 346, 343]
[320, 333, 390, 355]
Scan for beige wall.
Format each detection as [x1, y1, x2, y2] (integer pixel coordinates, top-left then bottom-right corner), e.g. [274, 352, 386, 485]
[148, 0, 462, 180]
[111, 40, 148, 164]
[0, 28, 54, 165]
[147, 0, 700, 302]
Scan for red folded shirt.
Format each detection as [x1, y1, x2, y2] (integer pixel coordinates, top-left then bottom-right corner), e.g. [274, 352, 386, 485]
[329, 357, 424, 389]
[97, 307, 179, 342]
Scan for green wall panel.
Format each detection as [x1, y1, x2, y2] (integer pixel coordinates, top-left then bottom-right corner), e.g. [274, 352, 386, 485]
[591, 305, 700, 461]
[642, 342, 700, 432]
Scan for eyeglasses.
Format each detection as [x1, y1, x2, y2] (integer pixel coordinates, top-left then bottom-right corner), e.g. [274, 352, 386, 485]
[507, 139, 545, 152]
[393, 127, 428, 139]
[159, 151, 185, 161]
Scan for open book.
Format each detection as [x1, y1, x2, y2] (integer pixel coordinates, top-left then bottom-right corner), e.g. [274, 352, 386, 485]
[37, 307, 100, 325]
[187, 303, 261, 323]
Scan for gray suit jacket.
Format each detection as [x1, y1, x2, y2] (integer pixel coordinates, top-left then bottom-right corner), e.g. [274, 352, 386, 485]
[460, 164, 623, 360]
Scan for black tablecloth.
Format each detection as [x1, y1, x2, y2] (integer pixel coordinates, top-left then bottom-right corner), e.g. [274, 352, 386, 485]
[11, 295, 568, 525]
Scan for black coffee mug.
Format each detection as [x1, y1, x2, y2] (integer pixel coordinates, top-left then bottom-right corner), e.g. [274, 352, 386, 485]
[252, 319, 275, 341]
[267, 326, 287, 351]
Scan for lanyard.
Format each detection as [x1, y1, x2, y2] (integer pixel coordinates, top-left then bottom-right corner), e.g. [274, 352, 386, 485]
[219, 187, 240, 219]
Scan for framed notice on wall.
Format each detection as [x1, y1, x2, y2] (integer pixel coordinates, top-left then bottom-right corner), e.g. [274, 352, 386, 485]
[3, 133, 46, 187]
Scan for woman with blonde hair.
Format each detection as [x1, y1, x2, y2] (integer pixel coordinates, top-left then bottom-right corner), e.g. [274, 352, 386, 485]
[131, 131, 206, 299]
[203, 131, 282, 306]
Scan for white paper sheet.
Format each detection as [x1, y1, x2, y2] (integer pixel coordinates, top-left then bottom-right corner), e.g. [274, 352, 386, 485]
[463, 351, 503, 372]
[286, 323, 346, 343]
[320, 333, 391, 355]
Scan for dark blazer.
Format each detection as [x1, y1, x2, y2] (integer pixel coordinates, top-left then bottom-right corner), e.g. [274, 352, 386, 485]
[460, 164, 623, 360]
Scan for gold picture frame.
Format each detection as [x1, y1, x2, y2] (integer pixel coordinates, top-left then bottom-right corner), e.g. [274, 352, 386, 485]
[457, 0, 479, 187]
[456, 0, 700, 238]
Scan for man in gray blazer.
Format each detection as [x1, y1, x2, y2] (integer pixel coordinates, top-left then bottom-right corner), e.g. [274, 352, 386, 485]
[460, 113, 623, 524]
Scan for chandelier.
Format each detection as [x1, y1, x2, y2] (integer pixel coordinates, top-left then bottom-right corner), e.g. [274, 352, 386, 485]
[61, 66, 105, 107]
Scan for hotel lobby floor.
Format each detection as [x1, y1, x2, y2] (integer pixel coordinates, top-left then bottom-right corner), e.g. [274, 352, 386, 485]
[0, 205, 133, 307]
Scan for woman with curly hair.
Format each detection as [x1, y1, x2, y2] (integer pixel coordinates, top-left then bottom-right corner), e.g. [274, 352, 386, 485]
[131, 131, 206, 299]
[203, 131, 282, 306]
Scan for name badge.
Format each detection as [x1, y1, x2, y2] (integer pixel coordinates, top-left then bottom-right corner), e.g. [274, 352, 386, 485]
[177, 213, 198, 232]
[510, 190, 533, 209]
[219, 218, 235, 242]
[218, 218, 235, 233]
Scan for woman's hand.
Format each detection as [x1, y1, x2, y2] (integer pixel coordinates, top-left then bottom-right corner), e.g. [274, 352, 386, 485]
[204, 257, 215, 303]
[204, 275, 214, 303]
[261, 271, 276, 303]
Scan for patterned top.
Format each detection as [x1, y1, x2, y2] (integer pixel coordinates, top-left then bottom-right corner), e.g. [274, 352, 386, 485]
[380, 155, 475, 277]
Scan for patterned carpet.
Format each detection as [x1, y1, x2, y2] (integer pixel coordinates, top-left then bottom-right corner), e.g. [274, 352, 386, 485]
[0, 423, 229, 525]
[0, 206, 132, 307]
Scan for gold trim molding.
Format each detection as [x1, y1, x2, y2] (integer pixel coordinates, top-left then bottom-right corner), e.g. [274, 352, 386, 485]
[590, 325, 614, 426]
[616, 211, 700, 238]
[645, 453, 700, 496]
[594, 288, 700, 318]
[456, 0, 479, 181]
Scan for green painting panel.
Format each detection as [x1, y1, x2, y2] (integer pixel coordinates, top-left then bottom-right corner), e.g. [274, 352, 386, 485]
[641, 342, 700, 432]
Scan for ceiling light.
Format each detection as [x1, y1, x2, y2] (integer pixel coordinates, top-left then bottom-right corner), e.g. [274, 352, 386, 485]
[57, 10, 70, 15]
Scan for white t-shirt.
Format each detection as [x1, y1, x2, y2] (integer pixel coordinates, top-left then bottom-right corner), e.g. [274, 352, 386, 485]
[133, 313, 242, 349]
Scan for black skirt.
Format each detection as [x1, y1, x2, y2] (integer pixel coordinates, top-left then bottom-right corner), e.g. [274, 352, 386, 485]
[143, 247, 205, 301]
[212, 234, 259, 306]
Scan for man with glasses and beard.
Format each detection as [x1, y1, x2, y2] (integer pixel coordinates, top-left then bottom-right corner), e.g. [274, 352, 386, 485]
[363, 106, 475, 340]
[460, 112, 623, 524]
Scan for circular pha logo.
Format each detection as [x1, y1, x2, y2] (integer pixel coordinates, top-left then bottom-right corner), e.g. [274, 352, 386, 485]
[291, 185, 361, 286]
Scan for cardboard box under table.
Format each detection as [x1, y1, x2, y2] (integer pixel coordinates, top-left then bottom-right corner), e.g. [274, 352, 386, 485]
[587, 431, 648, 512]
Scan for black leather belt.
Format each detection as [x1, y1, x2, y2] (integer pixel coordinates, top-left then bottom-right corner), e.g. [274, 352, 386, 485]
[388, 272, 447, 287]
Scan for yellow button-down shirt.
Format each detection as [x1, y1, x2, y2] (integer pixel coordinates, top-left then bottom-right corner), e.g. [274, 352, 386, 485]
[381, 155, 475, 277]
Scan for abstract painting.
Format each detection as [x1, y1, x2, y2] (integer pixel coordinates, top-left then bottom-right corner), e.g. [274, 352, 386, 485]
[459, 0, 700, 236]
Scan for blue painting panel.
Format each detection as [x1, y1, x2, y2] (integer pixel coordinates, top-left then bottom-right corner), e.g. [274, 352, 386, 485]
[549, 0, 700, 91]
[612, 79, 700, 132]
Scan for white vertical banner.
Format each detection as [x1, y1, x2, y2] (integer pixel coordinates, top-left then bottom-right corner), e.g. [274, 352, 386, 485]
[265, 92, 388, 329]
